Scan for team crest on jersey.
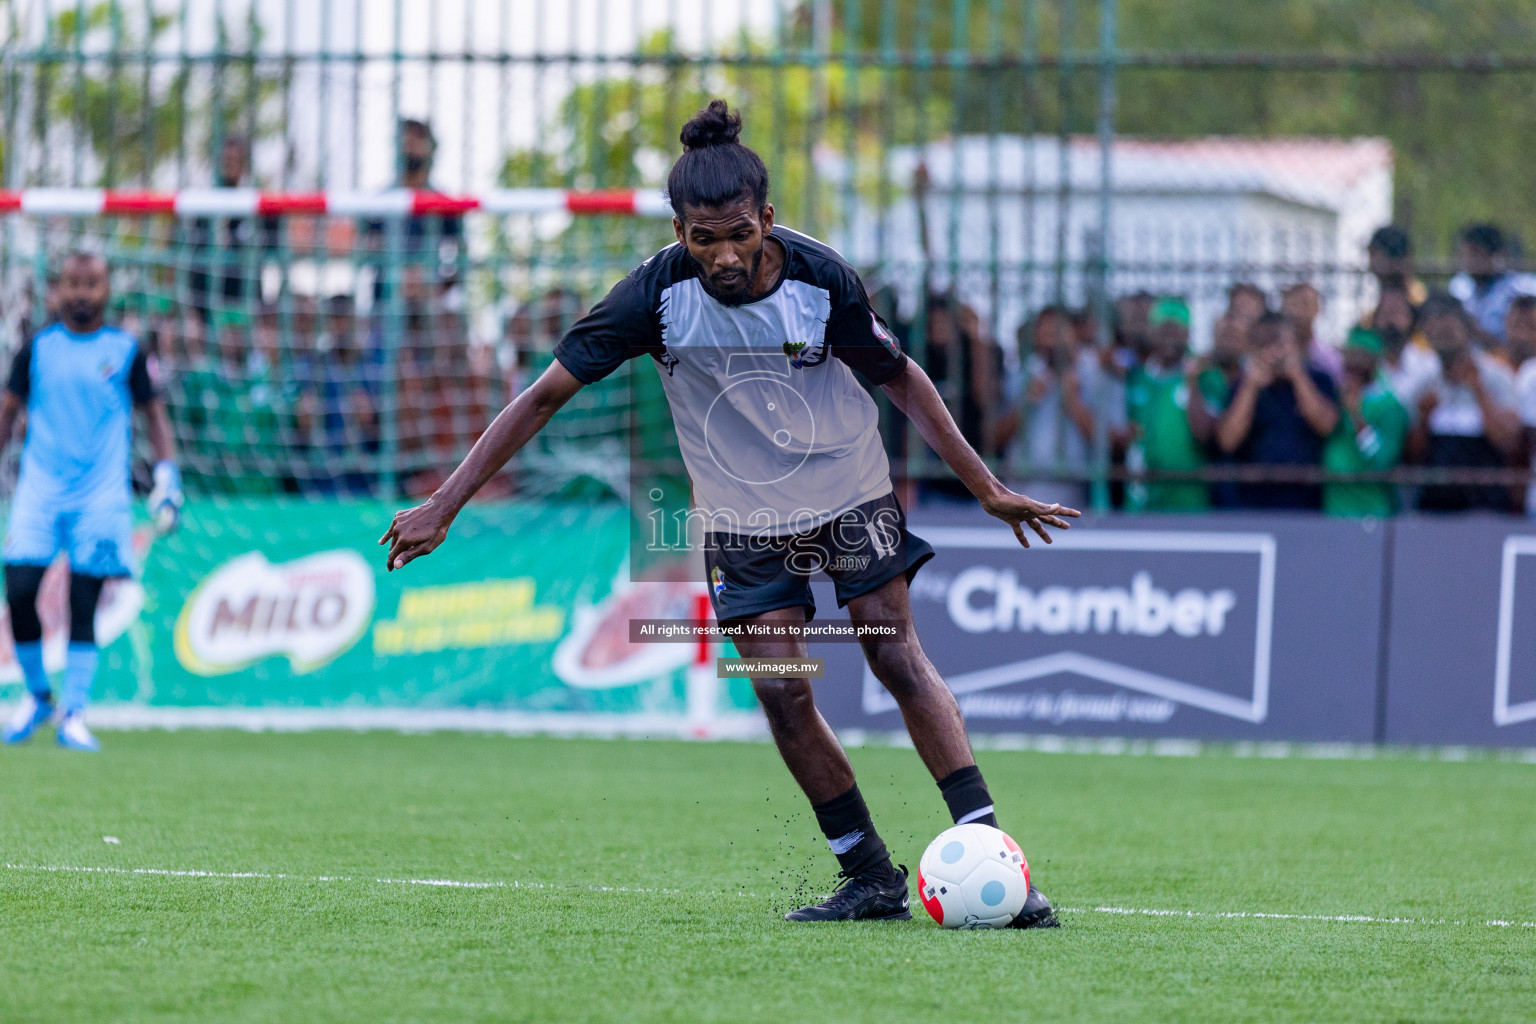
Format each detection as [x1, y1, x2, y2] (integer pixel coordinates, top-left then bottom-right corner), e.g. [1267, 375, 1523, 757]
[98, 359, 117, 379]
[711, 567, 727, 597]
[782, 337, 827, 369]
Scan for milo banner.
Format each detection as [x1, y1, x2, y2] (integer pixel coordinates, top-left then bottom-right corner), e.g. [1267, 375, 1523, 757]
[0, 500, 757, 734]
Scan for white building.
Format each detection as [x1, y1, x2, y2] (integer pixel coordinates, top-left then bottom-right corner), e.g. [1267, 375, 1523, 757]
[822, 135, 1394, 359]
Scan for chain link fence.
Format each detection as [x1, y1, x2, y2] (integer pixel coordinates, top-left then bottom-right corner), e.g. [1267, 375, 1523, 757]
[3, 0, 1536, 512]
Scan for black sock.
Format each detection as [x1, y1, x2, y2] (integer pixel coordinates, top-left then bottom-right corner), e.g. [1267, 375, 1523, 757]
[938, 764, 998, 828]
[811, 785, 891, 877]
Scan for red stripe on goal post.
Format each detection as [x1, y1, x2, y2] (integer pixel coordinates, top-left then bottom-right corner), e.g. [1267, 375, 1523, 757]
[100, 192, 177, 215]
[693, 592, 713, 667]
[256, 192, 329, 216]
[0, 188, 667, 218]
[411, 193, 481, 216]
[565, 190, 640, 215]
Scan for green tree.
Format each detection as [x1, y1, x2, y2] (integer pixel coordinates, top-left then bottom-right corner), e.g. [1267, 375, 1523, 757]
[12, 1, 282, 188]
[835, 0, 1536, 262]
[498, 28, 945, 241]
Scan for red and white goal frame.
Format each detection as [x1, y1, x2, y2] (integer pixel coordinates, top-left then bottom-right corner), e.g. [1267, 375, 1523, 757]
[0, 188, 674, 219]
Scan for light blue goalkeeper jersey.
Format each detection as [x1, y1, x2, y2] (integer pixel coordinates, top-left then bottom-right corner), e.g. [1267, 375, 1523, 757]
[7, 322, 154, 511]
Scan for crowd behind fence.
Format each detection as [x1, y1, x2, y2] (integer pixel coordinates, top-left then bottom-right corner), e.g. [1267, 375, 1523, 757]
[4, 0, 1536, 516]
[4, 204, 1536, 519]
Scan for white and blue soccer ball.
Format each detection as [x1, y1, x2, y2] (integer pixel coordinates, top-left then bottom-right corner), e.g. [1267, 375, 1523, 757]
[917, 823, 1030, 929]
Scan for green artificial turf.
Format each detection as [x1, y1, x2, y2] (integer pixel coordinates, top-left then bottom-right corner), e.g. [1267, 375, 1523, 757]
[1, 730, 1533, 1023]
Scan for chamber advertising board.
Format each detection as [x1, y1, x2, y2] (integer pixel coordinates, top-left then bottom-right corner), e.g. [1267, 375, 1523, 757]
[812, 512, 1387, 741]
[1384, 515, 1536, 747]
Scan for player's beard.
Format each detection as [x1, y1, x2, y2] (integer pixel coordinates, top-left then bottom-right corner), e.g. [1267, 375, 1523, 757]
[694, 244, 763, 306]
[61, 299, 104, 331]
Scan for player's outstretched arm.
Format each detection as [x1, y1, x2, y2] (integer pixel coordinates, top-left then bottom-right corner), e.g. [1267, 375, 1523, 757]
[380, 360, 586, 571]
[881, 360, 1079, 549]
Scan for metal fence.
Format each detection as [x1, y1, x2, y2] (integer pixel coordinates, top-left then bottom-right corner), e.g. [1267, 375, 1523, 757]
[3, 0, 1535, 510]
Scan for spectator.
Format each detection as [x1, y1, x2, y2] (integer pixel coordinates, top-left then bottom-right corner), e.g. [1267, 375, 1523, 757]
[1282, 282, 1341, 381]
[1124, 297, 1208, 512]
[1503, 293, 1536, 369]
[1187, 313, 1250, 508]
[295, 294, 380, 497]
[1449, 224, 1536, 345]
[178, 310, 286, 495]
[1322, 328, 1409, 518]
[1216, 311, 1340, 510]
[185, 134, 276, 323]
[1404, 293, 1522, 512]
[1503, 295, 1536, 516]
[1369, 285, 1438, 402]
[251, 303, 283, 379]
[1225, 282, 1268, 330]
[398, 305, 492, 498]
[365, 118, 464, 306]
[1014, 304, 1124, 509]
[922, 293, 1003, 461]
[1365, 225, 1427, 307]
[1113, 291, 1154, 367]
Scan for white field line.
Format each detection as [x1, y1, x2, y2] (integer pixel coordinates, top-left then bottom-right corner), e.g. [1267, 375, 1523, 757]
[5, 863, 1533, 930]
[2, 862, 692, 896]
[1063, 904, 1536, 929]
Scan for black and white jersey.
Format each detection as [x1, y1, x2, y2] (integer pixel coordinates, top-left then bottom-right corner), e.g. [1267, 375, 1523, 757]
[554, 226, 907, 536]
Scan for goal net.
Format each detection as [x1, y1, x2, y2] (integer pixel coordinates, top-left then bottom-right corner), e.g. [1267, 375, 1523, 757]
[0, 192, 685, 508]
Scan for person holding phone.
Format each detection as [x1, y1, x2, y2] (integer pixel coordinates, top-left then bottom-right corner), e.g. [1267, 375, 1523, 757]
[1403, 293, 1522, 512]
[1215, 311, 1340, 509]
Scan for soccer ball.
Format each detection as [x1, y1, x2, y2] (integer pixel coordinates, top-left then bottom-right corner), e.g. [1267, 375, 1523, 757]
[917, 823, 1030, 929]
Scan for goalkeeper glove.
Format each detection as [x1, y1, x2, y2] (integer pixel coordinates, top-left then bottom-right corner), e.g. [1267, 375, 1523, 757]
[148, 460, 184, 534]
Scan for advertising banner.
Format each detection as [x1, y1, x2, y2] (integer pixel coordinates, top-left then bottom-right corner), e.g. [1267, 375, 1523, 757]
[0, 500, 756, 729]
[812, 512, 1388, 741]
[4, 499, 1533, 748]
[1383, 516, 1536, 747]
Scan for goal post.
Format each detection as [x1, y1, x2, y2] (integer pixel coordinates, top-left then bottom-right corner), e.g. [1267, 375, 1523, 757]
[0, 187, 681, 505]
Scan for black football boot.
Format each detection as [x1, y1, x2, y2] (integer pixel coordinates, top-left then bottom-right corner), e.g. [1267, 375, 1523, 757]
[1007, 885, 1062, 929]
[784, 861, 912, 922]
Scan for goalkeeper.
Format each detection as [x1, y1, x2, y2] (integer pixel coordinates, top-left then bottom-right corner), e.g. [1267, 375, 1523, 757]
[0, 252, 182, 752]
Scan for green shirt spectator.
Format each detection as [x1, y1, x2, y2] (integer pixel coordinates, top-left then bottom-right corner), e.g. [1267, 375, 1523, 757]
[1126, 296, 1208, 511]
[1323, 328, 1409, 517]
[1126, 364, 1212, 511]
[178, 311, 291, 496]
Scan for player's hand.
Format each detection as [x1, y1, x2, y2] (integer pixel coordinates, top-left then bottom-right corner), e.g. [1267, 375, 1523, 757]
[379, 498, 454, 571]
[980, 489, 1081, 549]
[148, 460, 183, 535]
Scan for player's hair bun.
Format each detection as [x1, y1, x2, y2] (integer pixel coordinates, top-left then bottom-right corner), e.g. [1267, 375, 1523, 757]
[679, 100, 743, 150]
[666, 99, 767, 217]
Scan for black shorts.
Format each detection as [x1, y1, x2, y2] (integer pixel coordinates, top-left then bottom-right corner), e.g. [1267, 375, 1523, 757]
[704, 492, 935, 622]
